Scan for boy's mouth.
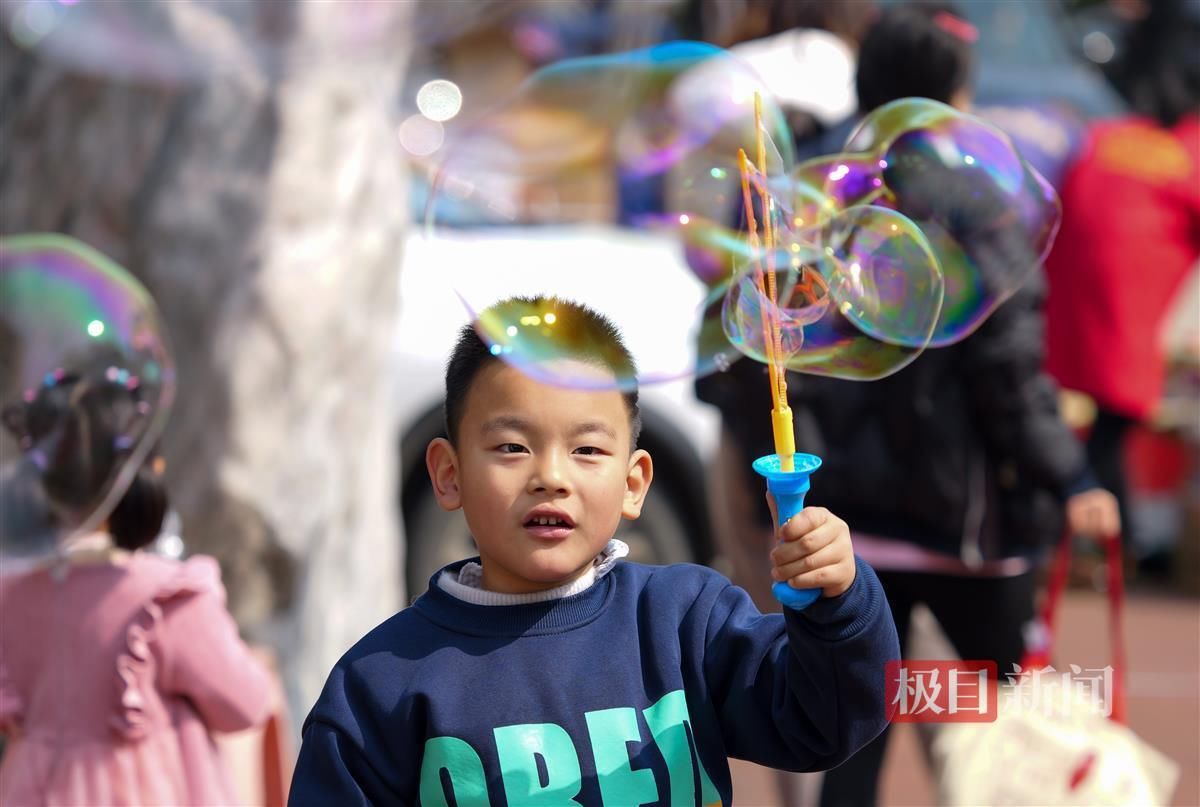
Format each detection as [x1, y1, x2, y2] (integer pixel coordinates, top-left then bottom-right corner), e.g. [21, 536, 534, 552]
[522, 508, 575, 539]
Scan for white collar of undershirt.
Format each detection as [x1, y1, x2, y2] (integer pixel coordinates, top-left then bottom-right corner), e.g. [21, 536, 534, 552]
[436, 539, 629, 606]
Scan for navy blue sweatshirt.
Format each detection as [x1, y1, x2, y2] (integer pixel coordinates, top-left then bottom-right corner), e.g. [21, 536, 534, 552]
[290, 557, 899, 806]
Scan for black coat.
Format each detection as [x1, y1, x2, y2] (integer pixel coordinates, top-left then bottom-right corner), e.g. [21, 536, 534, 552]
[696, 267, 1091, 562]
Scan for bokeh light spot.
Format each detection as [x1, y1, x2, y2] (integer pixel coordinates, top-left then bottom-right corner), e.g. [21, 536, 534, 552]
[398, 114, 444, 157]
[416, 79, 463, 122]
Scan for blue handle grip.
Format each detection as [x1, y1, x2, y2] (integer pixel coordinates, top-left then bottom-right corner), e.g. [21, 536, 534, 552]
[753, 453, 823, 611]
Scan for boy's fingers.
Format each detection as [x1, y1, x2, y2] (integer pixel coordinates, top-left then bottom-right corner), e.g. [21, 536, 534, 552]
[770, 521, 839, 565]
[776, 506, 834, 541]
[771, 540, 842, 582]
[780, 556, 856, 590]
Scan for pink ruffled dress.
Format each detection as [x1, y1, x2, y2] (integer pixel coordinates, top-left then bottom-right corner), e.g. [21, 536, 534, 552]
[0, 553, 273, 806]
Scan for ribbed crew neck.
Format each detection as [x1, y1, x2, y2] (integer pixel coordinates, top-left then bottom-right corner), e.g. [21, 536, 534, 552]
[413, 559, 618, 637]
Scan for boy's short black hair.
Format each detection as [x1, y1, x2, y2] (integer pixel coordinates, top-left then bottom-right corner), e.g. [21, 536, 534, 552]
[855, 1, 975, 113]
[443, 296, 642, 448]
[446, 296, 643, 446]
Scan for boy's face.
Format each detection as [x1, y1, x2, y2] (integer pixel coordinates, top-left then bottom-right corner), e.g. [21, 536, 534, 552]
[426, 359, 653, 594]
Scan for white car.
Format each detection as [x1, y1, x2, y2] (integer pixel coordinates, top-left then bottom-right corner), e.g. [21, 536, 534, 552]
[393, 225, 723, 595]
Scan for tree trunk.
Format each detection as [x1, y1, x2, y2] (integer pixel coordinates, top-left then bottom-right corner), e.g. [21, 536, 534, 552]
[0, 0, 411, 723]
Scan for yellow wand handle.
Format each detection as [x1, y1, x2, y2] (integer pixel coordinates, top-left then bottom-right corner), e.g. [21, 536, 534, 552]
[772, 405, 795, 472]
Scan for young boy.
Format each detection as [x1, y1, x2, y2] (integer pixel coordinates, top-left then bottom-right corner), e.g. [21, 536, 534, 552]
[290, 296, 900, 806]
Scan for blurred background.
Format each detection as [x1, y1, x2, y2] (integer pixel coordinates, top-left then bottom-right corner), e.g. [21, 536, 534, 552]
[0, 0, 1196, 804]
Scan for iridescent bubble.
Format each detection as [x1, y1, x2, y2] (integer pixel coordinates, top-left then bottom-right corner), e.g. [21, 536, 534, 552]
[793, 153, 886, 212]
[470, 297, 640, 391]
[802, 98, 1061, 345]
[0, 234, 175, 568]
[844, 97, 959, 154]
[424, 41, 794, 390]
[721, 205, 943, 380]
[680, 162, 819, 287]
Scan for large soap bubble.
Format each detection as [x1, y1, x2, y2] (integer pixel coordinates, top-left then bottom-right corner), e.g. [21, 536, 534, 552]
[0, 234, 175, 568]
[424, 41, 795, 391]
[799, 98, 1061, 346]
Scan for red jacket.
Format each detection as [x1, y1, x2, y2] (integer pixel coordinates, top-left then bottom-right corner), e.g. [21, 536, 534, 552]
[1044, 115, 1200, 419]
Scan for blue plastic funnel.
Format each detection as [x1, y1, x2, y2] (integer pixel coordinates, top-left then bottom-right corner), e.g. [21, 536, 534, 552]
[753, 452, 823, 610]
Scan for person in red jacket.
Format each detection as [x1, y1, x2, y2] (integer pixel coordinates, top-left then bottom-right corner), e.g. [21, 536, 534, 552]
[1044, 0, 1200, 561]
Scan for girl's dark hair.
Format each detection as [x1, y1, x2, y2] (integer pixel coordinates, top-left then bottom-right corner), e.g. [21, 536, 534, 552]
[855, 1, 975, 113]
[108, 460, 168, 550]
[3, 372, 167, 549]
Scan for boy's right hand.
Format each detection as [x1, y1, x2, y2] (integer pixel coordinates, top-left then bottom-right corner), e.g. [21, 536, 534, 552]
[766, 497, 857, 599]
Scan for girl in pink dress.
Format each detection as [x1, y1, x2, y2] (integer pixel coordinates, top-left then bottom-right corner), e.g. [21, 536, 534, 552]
[0, 439, 273, 803]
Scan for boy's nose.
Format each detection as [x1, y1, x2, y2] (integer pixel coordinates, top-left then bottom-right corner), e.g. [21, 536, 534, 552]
[528, 452, 570, 494]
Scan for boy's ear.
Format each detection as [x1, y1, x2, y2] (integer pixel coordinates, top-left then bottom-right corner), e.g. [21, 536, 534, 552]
[621, 448, 654, 520]
[426, 437, 463, 512]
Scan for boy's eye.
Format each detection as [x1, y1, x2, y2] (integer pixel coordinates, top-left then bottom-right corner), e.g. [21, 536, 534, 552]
[573, 446, 605, 456]
[497, 443, 528, 454]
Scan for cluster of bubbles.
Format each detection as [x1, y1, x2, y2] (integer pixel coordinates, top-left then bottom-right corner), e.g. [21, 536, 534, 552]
[427, 44, 1061, 389]
[794, 97, 1062, 347]
[718, 204, 944, 381]
[719, 96, 1060, 380]
[0, 234, 175, 567]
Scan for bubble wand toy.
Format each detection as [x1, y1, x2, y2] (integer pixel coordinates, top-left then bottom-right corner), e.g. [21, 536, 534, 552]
[737, 94, 823, 610]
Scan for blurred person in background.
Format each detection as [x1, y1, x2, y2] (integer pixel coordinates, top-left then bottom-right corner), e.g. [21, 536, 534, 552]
[1044, 0, 1200, 574]
[0, 377, 273, 805]
[694, 4, 1121, 805]
[795, 0, 974, 161]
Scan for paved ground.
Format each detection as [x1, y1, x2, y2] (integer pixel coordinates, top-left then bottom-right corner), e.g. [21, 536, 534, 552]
[730, 588, 1200, 806]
